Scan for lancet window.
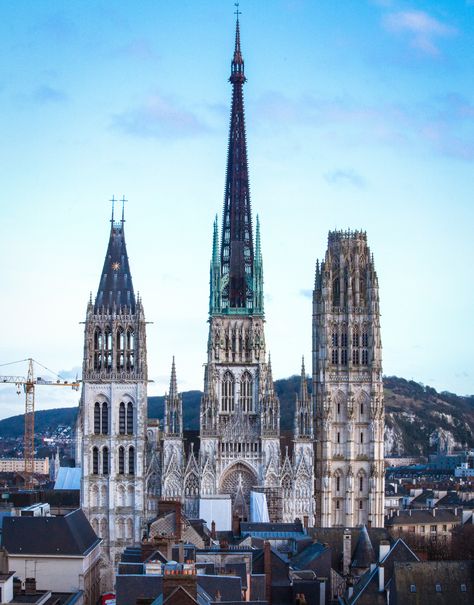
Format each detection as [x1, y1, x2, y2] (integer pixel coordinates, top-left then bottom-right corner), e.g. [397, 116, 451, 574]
[104, 328, 112, 370]
[119, 402, 126, 434]
[102, 447, 109, 475]
[222, 371, 235, 413]
[93, 329, 103, 370]
[126, 329, 135, 370]
[94, 401, 108, 435]
[240, 371, 253, 412]
[92, 447, 99, 474]
[118, 446, 125, 474]
[128, 446, 135, 475]
[127, 402, 134, 434]
[117, 328, 125, 370]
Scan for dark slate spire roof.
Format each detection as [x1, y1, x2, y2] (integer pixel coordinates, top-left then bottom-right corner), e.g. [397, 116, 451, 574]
[351, 525, 376, 570]
[221, 15, 254, 309]
[95, 212, 135, 313]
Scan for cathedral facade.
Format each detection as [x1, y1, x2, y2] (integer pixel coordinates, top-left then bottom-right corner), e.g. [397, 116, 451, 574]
[77, 16, 384, 564]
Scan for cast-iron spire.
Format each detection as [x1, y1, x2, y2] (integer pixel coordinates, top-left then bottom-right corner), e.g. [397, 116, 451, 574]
[221, 13, 254, 310]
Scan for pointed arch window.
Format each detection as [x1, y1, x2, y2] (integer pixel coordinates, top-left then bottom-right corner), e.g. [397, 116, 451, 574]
[127, 329, 135, 370]
[104, 328, 112, 370]
[102, 447, 109, 475]
[341, 330, 348, 365]
[352, 349, 360, 365]
[101, 402, 109, 435]
[128, 446, 135, 475]
[94, 329, 103, 370]
[240, 371, 253, 412]
[127, 402, 134, 434]
[336, 476, 340, 492]
[117, 328, 125, 370]
[118, 446, 125, 474]
[362, 349, 369, 365]
[119, 402, 126, 435]
[332, 278, 340, 307]
[222, 371, 235, 413]
[92, 447, 99, 475]
[94, 402, 101, 434]
[359, 476, 364, 492]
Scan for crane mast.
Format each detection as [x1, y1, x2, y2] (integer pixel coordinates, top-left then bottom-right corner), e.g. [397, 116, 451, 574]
[0, 358, 80, 489]
[24, 359, 35, 482]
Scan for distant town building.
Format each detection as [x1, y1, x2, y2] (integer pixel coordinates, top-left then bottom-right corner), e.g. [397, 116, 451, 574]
[0, 457, 49, 474]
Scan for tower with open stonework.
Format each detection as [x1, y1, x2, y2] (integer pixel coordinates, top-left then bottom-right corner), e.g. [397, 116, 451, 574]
[199, 16, 282, 521]
[313, 230, 384, 528]
[77, 205, 148, 566]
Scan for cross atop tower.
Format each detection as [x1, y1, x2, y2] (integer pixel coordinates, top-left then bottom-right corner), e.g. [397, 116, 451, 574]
[120, 195, 127, 222]
[234, 2, 241, 18]
[110, 195, 116, 223]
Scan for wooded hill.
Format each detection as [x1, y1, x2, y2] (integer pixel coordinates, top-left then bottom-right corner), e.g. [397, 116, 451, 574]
[0, 377, 472, 456]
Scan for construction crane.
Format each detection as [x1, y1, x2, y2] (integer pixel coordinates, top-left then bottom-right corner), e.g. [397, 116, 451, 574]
[0, 358, 80, 489]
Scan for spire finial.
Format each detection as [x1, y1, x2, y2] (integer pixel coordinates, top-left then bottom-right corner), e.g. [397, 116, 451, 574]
[121, 195, 127, 223]
[110, 195, 116, 223]
[169, 356, 177, 398]
[230, 3, 245, 82]
[301, 355, 305, 376]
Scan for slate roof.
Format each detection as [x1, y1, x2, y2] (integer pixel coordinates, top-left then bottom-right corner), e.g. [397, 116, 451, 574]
[241, 521, 303, 534]
[309, 527, 390, 572]
[290, 542, 328, 570]
[2, 508, 100, 556]
[386, 508, 461, 526]
[348, 538, 419, 605]
[393, 560, 474, 604]
[351, 526, 376, 570]
[95, 221, 136, 313]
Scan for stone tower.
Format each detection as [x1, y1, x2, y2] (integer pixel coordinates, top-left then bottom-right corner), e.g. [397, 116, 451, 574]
[199, 16, 281, 521]
[313, 230, 384, 528]
[78, 206, 148, 564]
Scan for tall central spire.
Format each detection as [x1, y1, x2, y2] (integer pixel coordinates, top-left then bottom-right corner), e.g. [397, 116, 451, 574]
[220, 14, 254, 310]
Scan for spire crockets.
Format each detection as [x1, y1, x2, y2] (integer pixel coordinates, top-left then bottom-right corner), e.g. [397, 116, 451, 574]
[95, 200, 135, 313]
[212, 13, 262, 314]
[164, 357, 183, 437]
[295, 357, 312, 439]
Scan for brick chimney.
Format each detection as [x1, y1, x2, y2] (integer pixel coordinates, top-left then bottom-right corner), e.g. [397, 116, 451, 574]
[211, 520, 216, 540]
[303, 515, 309, 531]
[163, 568, 197, 601]
[25, 578, 36, 595]
[264, 541, 272, 605]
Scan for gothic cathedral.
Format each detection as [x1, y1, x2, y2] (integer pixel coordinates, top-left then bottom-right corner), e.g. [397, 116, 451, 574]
[77, 15, 385, 564]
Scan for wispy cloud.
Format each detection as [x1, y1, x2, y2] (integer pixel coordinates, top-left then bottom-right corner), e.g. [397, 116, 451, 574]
[112, 93, 209, 139]
[324, 169, 366, 189]
[32, 84, 67, 105]
[252, 92, 474, 161]
[115, 38, 159, 62]
[382, 10, 456, 56]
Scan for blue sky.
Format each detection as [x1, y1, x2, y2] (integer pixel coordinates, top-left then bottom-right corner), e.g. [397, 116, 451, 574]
[0, 0, 473, 419]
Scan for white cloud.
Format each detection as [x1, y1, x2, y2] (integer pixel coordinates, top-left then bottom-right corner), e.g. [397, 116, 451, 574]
[383, 10, 456, 56]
